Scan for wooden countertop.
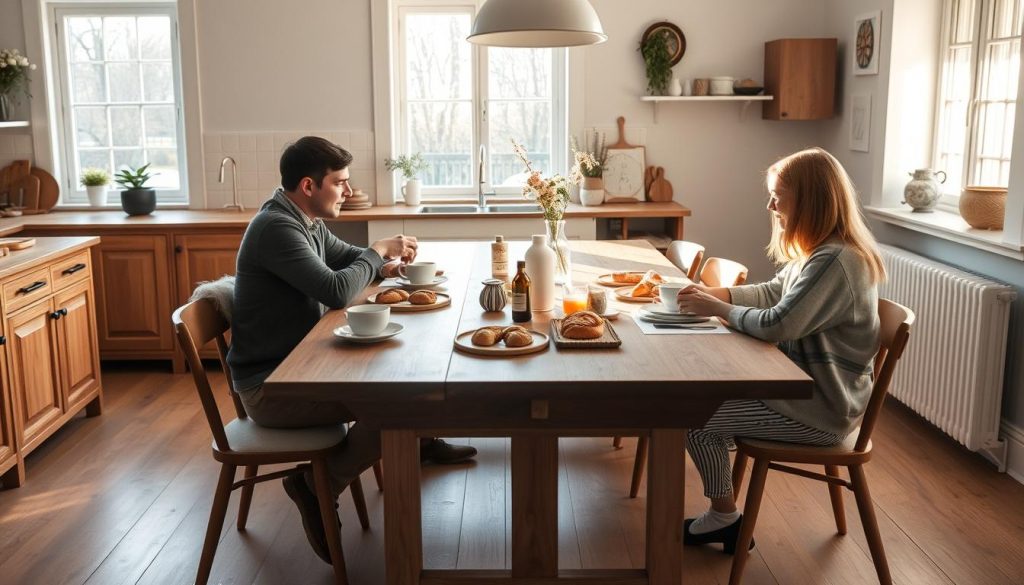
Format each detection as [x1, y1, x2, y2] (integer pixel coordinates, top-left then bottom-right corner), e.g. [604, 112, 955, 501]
[0, 202, 690, 234]
[0, 236, 100, 280]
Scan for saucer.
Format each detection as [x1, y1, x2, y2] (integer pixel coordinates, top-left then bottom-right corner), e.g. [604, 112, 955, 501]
[333, 322, 404, 343]
[613, 286, 656, 303]
[600, 309, 621, 320]
[645, 303, 699, 317]
[395, 275, 449, 289]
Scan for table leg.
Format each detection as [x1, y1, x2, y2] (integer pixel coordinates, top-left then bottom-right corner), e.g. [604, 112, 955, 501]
[646, 429, 685, 585]
[510, 434, 559, 578]
[674, 217, 684, 241]
[383, 430, 422, 585]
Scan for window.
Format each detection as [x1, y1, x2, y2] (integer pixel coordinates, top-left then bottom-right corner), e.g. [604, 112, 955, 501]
[934, 0, 1023, 199]
[393, 1, 567, 200]
[53, 4, 188, 205]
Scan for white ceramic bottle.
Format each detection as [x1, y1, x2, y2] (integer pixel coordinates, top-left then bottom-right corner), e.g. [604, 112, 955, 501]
[524, 234, 555, 312]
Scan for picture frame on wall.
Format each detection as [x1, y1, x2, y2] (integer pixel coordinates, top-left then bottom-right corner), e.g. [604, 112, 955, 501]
[853, 11, 881, 76]
[850, 94, 871, 152]
[602, 147, 646, 202]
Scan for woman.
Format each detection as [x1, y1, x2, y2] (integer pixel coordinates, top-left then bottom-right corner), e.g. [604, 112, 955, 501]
[676, 147, 885, 552]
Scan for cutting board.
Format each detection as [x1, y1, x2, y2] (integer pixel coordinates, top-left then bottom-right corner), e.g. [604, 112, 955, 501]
[644, 166, 656, 194]
[604, 117, 647, 203]
[0, 238, 36, 251]
[30, 167, 59, 213]
[647, 167, 674, 202]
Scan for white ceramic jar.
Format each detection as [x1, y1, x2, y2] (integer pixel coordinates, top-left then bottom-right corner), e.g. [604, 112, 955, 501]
[524, 234, 555, 312]
[709, 77, 735, 96]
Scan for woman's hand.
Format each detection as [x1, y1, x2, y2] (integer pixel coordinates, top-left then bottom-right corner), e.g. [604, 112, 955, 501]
[677, 284, 733, 319]
[380, 261, 403, 279]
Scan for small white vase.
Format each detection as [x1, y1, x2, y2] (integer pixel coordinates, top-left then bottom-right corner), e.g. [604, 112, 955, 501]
[525, 234, 555, 312]
[580, 177, 604, 206]
[668, 77, 683, 97]
[86, 185, 107, 207]
[401, 178, 422, 206]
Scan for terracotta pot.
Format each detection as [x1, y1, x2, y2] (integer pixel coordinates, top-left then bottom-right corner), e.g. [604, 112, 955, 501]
[959, 186, 1007, 230]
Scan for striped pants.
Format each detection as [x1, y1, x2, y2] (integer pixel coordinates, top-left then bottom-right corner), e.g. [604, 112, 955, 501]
[687, 400, 843, 498]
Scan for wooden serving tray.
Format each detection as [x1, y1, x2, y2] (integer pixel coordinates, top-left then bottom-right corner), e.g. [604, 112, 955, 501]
[453, 329, 549, 357]
[550, 318, 622, 349]
[368, 291, 451, 312]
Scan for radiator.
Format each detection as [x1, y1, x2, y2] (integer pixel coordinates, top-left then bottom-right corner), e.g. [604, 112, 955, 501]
[879, 245, 1017, 468]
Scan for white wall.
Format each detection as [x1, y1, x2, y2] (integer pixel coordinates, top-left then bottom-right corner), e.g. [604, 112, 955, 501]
[0, 0, 35, 170]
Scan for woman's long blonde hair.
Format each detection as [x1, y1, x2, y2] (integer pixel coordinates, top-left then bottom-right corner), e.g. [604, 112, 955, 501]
[766, 148, 885, 283]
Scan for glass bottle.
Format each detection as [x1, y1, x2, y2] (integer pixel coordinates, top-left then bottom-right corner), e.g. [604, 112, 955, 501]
[511, 260, 532, 323]
[491, 235, 509, 283]
[545, 219, 572, 285]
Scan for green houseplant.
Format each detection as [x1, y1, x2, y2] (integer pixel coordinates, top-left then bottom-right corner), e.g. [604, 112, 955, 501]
[639, 29, 673, 95]
[80, 168, 111, 207]
[115, 163, 158, 216]
[385, 153, 429, 206]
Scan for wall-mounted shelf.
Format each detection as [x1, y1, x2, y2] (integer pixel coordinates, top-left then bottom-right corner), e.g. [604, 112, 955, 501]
[0, 121, 30, 129]
[640, 95, 774, 122]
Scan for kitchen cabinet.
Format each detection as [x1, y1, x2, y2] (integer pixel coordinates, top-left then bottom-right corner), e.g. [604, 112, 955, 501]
[0, 337, 19, 487]
[54, 281, 102, 413]
[173, 233, 243, 306]
[7, 298, 64, 454]
[763, 38, 836, 121]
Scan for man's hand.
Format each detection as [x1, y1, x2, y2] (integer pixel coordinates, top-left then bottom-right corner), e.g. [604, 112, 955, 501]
[380, 261, 403, 279]
[677, 284, 733, 319]
[371, 234, 418, 263]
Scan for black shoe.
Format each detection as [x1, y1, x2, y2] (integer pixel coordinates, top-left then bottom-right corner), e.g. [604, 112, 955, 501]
[283, 473, 335, 564]
[420, 439, 477, 464]
[683, 515, 755, 555]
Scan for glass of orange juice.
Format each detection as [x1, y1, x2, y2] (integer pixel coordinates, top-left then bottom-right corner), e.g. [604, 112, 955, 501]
[562, 285, 588, 315]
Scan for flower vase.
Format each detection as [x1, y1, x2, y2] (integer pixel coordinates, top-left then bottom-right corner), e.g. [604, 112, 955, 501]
[525, 234, 556, 312]
[0, 94, 11, 122]
[401, 179, 422, 206]
[545, 219, 572, 285]
[580, 177, 604, 206]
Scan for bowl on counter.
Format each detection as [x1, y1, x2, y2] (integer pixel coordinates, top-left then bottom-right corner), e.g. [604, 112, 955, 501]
[733, 86, 764, 96]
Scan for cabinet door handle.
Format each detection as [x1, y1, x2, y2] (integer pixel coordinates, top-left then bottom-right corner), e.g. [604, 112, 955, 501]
[175, 245, 183, 253]
[50, 311, 62, 320]
[62, 263, 87, 275]
[17, 281, 46, 295]
[781, 111, 789, 118]
[0, 335, 6, 345]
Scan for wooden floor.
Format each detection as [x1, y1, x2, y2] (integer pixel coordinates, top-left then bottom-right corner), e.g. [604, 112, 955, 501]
[1, 363, 1023, 585]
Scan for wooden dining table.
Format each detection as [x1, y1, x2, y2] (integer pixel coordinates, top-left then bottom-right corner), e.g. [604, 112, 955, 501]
[261, 239, 813, 585]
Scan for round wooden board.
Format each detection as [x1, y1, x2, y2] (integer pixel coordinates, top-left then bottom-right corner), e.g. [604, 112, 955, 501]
[367, 291, 451, 312]
[453, 329, 550, 357]
[595, 272, 645, 287]
[31, 167, 59, 212]
[613, 286, 657, 303]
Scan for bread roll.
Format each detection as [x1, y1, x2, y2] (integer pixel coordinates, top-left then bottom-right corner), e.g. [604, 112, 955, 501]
[629, 270, 665, 297]
[502, 326, 533, 347]
[376, 289, 408, 304]
[560, 310, 605, 340]
[408, 290, 437, 305]
[471, 326, 504, 346]
[612, 271, 643, 284]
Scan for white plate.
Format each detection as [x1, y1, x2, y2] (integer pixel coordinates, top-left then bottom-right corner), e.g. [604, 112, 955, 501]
[645, 303, 699, 317]
[394, 275, 449, 289]
[333, 322, 404, 343]
[636, 311, 710, 324]
[600, 309, 621, 320]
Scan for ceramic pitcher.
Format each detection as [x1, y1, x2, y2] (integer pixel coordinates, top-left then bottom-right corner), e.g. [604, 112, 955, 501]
[902, 169, 947, 213]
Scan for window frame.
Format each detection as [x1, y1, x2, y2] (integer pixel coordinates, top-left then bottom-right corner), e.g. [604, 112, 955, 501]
[50, 2, 189, 206]
[391, 0, 568, 202]
[933, 0, 1022, 204]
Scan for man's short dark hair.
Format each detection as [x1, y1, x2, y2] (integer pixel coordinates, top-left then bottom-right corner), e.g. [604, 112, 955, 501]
[279, 136, 353, 191]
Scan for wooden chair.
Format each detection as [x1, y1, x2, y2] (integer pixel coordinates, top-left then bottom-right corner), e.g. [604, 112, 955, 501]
[666, 240, 706, 280]
[698, 256, 749, 287]
[728, 299, 914, 585]
[621, 257, 749, 497]
[173, 299, 374, 585]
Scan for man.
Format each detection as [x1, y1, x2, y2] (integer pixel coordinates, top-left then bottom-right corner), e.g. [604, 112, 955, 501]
[227, 136, 476, 563]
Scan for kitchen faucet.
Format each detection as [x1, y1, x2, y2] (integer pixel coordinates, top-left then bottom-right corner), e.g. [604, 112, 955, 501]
[219, 156, 244, 212]
[477, 144, 494, 208]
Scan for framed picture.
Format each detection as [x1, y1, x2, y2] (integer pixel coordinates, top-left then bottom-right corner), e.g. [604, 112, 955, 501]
[850, 94, 871, 152]
[602, 147, 646, 202]
[853, 11, 881, 76]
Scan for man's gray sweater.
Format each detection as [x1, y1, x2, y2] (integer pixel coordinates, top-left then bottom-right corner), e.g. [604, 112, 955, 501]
[227, 189, 384, 391]
[727, 241, 880, 437]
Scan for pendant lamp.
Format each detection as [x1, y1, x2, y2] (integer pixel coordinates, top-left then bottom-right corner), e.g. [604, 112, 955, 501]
[467, 0, 607, 48]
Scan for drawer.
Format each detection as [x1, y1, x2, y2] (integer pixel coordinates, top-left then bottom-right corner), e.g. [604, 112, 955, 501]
[49, 252, 92, 291]
[2, 268, 53, 314]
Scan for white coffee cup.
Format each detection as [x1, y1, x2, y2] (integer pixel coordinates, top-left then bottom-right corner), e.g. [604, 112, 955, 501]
[347, 304, 390, 336]
[399, 261, 437, 285]
[658, 283, 686, 313]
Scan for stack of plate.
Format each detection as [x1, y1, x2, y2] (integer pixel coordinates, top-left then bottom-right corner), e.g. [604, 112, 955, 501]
[636, 304, 711, 324]
[341, 189, 372, 210]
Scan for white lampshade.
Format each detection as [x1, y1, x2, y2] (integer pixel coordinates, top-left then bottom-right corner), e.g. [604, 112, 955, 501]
[467, 0, 607, 48]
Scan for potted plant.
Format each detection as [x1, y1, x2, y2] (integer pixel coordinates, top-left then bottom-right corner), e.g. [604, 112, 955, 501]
[0, 48, 36, 121]
[80, 168, 111, 207]
[573, 132, 606, 206]
[639, 29, 672, 95]
[384, 153, 429, 206]
[115, 163, 158, 216]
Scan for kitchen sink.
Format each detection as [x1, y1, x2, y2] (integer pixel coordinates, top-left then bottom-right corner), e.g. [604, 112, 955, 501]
[484, 204, 543, 213]
[419, 205, 480, 214]
[417, 204, 544, 214]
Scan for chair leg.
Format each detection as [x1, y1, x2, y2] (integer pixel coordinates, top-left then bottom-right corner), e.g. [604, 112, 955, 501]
[350, 475, 371, 530]
[236, 465, 258, 531]
[728, 459, 769, 585]
[731, 451, 749, 503]
[372, 461, 384, 492]
[850, 465, 892, 585]
[312, 458, 348, 585]
[612, 436, 623, 449]
[629, 436, 649, 498]
[196, 463, 236, 585]
[825, 464, 847, 535]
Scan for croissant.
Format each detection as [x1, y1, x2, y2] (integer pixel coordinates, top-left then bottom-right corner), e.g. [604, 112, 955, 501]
[612, 271, 644, 284]
[376, 289, 409, 304]
[560, 310, 605, 339]
[408, 290, 437, 305]
[502, 326, 533, 347]
[471, 326, 505, 347]
[629, 270, 665, 297]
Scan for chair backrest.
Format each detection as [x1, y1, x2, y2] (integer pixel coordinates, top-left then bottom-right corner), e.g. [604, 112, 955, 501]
[172, 299, 248, 453]
[666, 240, 706, 280]
[853, 298, 915, 452]
[699, 257, 749, 287]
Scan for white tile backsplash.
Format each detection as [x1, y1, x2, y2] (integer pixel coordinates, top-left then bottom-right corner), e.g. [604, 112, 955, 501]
[0, 132, 34, 170]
